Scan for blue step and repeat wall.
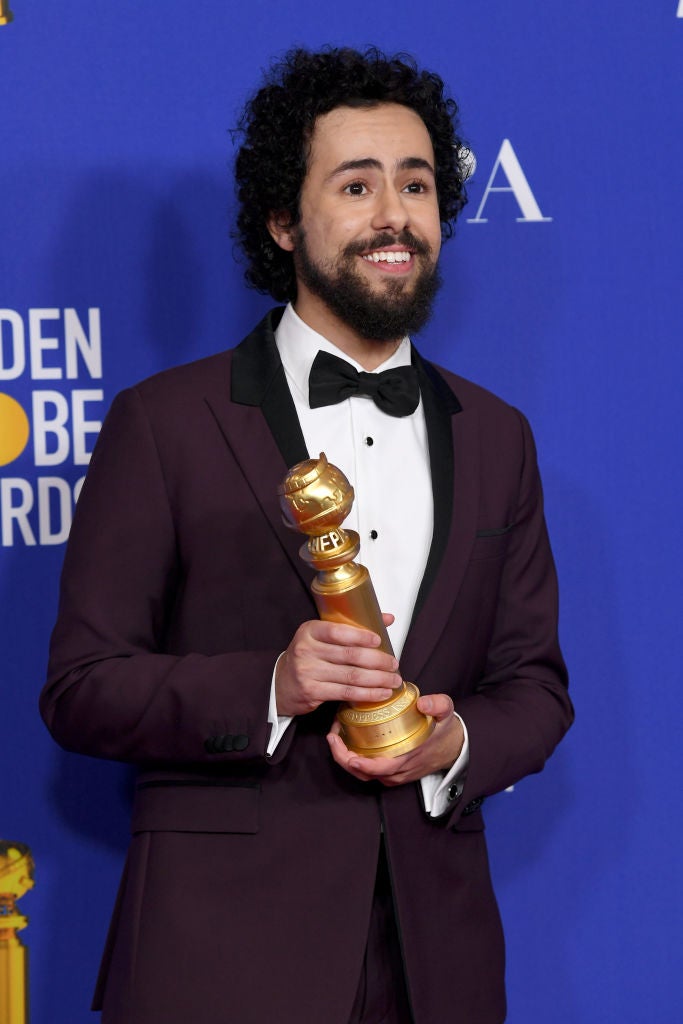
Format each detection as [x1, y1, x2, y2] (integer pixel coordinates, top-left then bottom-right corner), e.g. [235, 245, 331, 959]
[2, 3, 682, 1022]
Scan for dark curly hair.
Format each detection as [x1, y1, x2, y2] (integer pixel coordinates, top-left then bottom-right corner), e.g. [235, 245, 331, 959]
[233, 46, 469, 302]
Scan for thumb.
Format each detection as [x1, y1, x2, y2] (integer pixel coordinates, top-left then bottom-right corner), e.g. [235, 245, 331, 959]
[418, 693, 454, 721]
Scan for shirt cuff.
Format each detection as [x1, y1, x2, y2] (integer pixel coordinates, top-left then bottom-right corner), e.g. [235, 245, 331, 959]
[266, 652, 294, 756]
[420, 712, 470, 818]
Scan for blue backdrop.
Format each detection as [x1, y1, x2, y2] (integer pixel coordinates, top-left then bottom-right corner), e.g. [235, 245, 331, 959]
[2, 3, 682, 1022]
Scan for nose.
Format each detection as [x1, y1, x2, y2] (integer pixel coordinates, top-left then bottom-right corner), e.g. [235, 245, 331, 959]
[370, 185, 410, 234]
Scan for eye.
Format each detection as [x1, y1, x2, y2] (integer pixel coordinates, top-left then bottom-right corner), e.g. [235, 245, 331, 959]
[403, 179, 429, 194]
[343, 180, 368, 196]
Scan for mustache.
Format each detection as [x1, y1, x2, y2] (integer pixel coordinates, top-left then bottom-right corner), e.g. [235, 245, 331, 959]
[343, 231, 432, 258]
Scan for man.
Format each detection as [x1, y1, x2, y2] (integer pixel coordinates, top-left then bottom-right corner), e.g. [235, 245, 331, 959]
[41, 47, 573, 1024]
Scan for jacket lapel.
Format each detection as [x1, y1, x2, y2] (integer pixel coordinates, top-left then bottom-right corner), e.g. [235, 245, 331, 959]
[206, 308, 313, 591]
[229, 307, 309, 469]
[400, 355, 479, 684]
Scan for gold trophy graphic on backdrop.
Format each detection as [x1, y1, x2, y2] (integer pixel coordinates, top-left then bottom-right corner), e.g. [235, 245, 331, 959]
[0, 2, 14, 27]
[0, 842, 34, 1024]
[279, 453, 435, 757]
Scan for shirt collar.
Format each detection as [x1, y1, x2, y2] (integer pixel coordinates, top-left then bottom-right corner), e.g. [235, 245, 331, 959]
[274, 302, 412, 405]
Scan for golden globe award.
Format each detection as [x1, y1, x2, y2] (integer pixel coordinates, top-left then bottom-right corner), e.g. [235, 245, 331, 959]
[0, 2, 15, 27]
[0, 841, 34, 1024]
[278, 453, 435, 758]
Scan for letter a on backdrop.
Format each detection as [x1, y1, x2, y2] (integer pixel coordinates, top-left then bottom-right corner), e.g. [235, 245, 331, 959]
[467, 139, 552, 223]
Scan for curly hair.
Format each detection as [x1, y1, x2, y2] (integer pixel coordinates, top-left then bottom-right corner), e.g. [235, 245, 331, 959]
[233, 46, 469, 302]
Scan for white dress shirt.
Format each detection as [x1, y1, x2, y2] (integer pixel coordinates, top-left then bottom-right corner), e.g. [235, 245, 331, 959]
[266, 304, 468, 816]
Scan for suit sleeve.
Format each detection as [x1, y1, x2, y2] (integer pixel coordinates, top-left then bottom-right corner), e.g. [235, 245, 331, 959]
[40, 386, 294, 767]
[448, 409, 573, 826]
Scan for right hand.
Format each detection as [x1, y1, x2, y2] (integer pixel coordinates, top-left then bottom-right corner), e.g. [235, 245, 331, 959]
[274, 616, 402, 718]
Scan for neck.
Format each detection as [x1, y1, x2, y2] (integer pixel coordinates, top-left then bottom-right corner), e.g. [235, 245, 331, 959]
[292, 292, 400, 370]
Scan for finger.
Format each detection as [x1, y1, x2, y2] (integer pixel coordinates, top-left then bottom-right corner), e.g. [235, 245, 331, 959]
[288, 642, 401, 694]
[326, 733, 376, 781]
[288, 676, 393, 708]
[345, 752, 412, 778]
[309, 619, 387, 650]
[381, 612, 395, 627]
[295, 626, 398, 673]
[327, 734, 430, 786]
[416, 692, 455, 722]
[324, 682, 399, 704]
[327, 728, 417, 778]
[327, 733, 402, 781]
[313, 654, 402, 693]
[313, 643, 400, 675]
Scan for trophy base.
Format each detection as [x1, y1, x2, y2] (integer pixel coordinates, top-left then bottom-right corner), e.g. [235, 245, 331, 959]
[337, 681, 435, 758]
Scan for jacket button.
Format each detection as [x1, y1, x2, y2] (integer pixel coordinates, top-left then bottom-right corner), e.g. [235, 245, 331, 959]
[462, 797, 484, 817]
[219, 735, 234, 752]
[204, 736, 219, 754]
[233, 734, 249, 751]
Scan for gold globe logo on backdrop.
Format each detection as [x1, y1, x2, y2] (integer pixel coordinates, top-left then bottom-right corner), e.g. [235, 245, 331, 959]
[0, 395, 30, 467]
[0, 308, 105, 547]
[0, 1, 14, 27]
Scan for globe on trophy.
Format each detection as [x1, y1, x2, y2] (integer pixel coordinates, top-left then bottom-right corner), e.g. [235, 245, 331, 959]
[278, 453, 435, 757]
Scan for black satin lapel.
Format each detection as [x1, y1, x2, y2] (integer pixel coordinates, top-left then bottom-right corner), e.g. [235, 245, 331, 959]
[400, 354, 484, 684]
[230, 307, 308, 468]
[409, 352, 461, 625]
[260, 366, 309, 468]
[401, 402, 480, 684]
[207, 308, 311, 590]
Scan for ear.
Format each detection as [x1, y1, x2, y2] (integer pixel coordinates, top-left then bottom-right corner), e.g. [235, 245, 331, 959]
[266, 212, 296, 252]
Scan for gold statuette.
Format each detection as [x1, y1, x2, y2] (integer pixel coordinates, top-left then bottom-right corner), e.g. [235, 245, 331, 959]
[278, 453, 435, 758]
[0, 842, 34, 1024]
[0, 2, 14, 27]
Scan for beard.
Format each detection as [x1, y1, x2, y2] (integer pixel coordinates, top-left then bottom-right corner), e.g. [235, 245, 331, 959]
[292, 228, 442, 343]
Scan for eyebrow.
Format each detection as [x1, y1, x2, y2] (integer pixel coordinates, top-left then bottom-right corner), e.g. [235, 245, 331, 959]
[325, 156, 435, 182]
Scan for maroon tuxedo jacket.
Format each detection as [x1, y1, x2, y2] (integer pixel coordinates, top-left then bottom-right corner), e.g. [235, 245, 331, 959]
[41, 308, 573, 1024]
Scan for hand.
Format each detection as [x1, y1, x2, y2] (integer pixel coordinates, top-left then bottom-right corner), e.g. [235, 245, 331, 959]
[326, 693, 464, 786]
[275, 615, 402, 718]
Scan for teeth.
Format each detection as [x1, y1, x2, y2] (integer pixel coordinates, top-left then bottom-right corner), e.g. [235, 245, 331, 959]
[362, 251, 411, 263]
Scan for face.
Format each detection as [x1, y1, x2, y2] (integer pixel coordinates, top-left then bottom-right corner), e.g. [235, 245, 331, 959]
[269, 103, 443, 348]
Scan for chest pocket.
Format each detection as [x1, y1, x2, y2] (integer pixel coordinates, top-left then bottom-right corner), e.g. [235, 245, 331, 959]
[470, 524, 515, 561]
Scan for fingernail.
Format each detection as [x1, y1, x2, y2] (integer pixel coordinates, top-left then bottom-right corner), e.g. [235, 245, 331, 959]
[421, 696, 433, 713]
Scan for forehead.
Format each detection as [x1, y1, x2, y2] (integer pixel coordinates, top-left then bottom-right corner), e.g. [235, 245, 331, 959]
[306, 103, 435, 175]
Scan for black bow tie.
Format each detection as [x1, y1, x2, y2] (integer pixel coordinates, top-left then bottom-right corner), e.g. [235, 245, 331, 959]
[308, 350, 420, 418]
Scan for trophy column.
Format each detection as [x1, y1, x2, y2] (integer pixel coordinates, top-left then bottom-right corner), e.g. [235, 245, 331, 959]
[279, 453, 435, 758]
[0, 843, 34, 1024]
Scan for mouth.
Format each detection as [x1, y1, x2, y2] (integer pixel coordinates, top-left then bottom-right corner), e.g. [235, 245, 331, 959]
[347, 233, 429, 278]
[361, 249, 413, 265]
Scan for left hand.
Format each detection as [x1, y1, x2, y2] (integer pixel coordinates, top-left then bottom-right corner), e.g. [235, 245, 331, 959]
[326, 693, 464, 786]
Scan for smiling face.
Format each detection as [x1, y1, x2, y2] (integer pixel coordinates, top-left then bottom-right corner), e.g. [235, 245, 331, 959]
[268, 103, 443, 366]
